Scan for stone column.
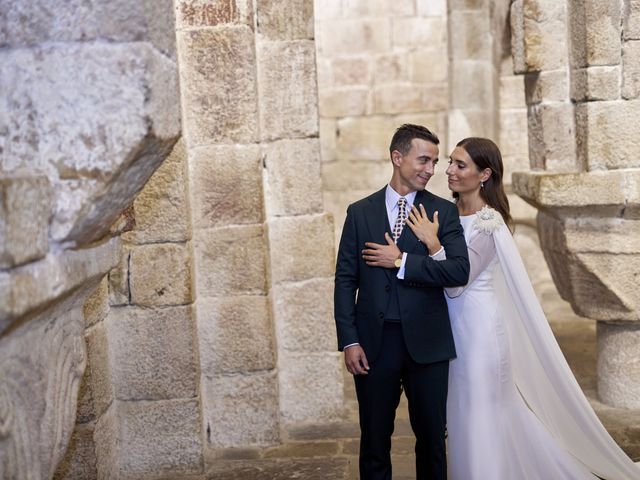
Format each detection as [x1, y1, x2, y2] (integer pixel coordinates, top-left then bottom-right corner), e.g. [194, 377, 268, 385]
[1, 0, 180, 478]
[512, 0, 640, 408]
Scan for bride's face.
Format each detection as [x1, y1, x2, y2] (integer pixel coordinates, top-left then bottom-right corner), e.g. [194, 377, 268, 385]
[446, 146, 487, 194]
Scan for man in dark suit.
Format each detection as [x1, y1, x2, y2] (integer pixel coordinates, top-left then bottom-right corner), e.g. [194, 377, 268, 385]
[334, 124, 470, 480]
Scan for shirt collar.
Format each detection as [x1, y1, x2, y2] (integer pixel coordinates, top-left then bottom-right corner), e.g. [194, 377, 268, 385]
[385, 185, 417, 211]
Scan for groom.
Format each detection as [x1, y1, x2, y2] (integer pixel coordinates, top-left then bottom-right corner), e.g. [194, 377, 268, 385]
[334, 124, 469, 480]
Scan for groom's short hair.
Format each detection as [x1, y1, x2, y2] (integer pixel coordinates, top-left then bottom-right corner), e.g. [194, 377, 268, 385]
[390, 124, 440, 157]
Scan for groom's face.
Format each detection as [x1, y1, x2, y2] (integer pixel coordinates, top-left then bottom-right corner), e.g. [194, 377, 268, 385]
[394, 138, 439, 193]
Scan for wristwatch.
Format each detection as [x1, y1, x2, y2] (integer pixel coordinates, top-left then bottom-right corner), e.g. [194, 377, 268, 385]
[394, 253, 403, 269]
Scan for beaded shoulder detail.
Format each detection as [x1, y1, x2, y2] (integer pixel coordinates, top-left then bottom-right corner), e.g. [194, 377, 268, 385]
[473, 206, 504, 234]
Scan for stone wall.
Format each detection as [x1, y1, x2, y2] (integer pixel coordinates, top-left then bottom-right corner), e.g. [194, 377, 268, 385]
[1, 0, 180, 478]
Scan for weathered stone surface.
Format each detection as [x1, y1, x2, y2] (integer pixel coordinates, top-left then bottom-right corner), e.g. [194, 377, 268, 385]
[510, 0, 526, 73]
[568, 0, 622, 68]
[571, 66, 621, 101]
[95, 399, 203, 478]
[203, 371, 279, 447]
[417, 0, 446, 16]
[499, 109, 529, 158]
[86, 321, 114, 419]
[256, 0, 314, 40]
[342, 0, 415, 17]
[204, 457, 350, 479]
[409, 48, 448, 83]
[257, 40, 318, 141]
[392, 17, 445, 48]
[448, 109, 496, 149]
[53, 423, 97, 480]
[177, 26, 257, 146]
[279, 352, 344, 424]
[575, 100, 640, 170]
[335, 116, 395, 161]
[624, 0, 640, 39]
[316, 19, 391, 56]
[175, 0, 254, 28]
[123, 138, 190, 244]
[521, 0, 567, 71]
[332, 56, 373, 86]
[622, 40, 640, 99]
[597, 322, 640, 408]
[319, 118, 337, 162]
[189, 144, 263, 230]
[194, 224, 267, 297]
[450, 61, 495, 110]
[0, 176, 51, 268]
[264, 139, 323, 216]
[524, 70, 570, 104]
[373, 84, 424, 114]
[373, 52, 410, 84]
[313, 0, 341, 20]
[107, 305, 197, 400]
[448, 11, 491, 61]
[267, 214, 335, 284]
[1, 238, 121, 330]
[318, 87, 370, 118]
[76, 352, 96, 424]
[129, 242, 193, 306]
[448, 0, 488, 9]
[527, 103, 577, 171]
[197, 295, 275, 374]
[272, 278, 335, 352]
[108, 247, 130, 307]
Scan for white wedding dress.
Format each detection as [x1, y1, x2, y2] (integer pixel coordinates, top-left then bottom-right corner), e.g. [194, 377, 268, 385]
[443, 208, 639, 480]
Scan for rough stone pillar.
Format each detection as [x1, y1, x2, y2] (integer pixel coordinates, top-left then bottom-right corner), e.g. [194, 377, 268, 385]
[1, 0, 180, 478]
[512, 0, 640, 408]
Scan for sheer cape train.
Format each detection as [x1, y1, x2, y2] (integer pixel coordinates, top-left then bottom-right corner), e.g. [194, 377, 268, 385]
[483, 210, 638, 479]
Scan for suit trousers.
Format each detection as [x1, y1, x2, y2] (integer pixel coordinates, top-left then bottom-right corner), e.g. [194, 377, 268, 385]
[354, 322, 449, 480]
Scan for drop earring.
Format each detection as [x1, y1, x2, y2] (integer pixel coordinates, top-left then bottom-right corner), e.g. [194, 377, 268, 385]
[480, 181, 484, 188]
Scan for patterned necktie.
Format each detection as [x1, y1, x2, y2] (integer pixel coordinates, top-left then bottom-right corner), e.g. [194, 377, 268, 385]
[392, 197, 407, 243]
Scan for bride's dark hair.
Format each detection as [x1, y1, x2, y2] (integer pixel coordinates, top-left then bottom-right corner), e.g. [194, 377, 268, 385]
[454, 137, 513, 230]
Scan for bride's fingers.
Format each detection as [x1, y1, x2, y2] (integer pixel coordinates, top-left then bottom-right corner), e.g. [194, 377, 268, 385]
[419, 203, 428, 220]
[407, 210, 418, 224]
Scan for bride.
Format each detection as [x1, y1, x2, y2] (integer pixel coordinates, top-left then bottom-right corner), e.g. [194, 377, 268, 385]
[404, 137, 639, 479]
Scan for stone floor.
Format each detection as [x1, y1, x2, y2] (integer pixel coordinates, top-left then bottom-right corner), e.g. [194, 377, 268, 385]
[199, 296, 640, 480]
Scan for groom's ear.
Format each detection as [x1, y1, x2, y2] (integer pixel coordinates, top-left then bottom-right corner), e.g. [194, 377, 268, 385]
[391, 150, 402, 166]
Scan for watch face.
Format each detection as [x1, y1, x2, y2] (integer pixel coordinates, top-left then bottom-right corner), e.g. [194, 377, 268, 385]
[395, 258, 402, 268]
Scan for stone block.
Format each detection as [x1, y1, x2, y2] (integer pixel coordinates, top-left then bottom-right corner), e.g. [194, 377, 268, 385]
[331, 56, 372, 87]
[373, 84, 424, 114]
[189, 144, 263, 230]
[122, 138, 190, 244]
[598, 322, 640, 408]
[175, 0, 254, 28]
[278, 352, 344, 424]
[409, 48, 448, 84]
[374, 52, 410, 84]
[447, 109, 496, 153]
[96, 399, 203, 478]
[257, 40, 318, 141]
[527, 103, 577, 172]
[313, 0, 341, 19]
[448, 10, 492, 61]
[194, 224, 267, 297]
[129, 242, 193, 307]
[392, 113, 445, 142]
[267, 214, 335, 284]
[335, 116, 396, 161]
[417, 0, 446, 16]
[575, 100, 640, 170]
[197, 295, 275, 374]
[177, 26, 257, 146]
[510, 0, 526, 74]
[450, 61, 495, 110]
[264, 139, 323, 216]
[624, 0, 640, 39]
[342, 0, 415, 17]
[448, 0, 488, 9]
[75, 360, 95, 425]
[107, 305, 197, 401]
[392, 17, 446, 48]
[524, 70, 569, 104]
[522, 0, 568, 71]
[571, 66, 621, 101]
[85, 321, 114, 419]
[499, 110, 529, 158]
[108, 248, 130, 307]
[256, 0, 314, 40]
[500, 75, 526, 109]
[622, 40, 640, 99]
[203, 371, 279, 447]
[53, 424, 97, 480]
[568, 0, 621, 67]
[315, 56, 332, 91]
[84, 276, 109, 328]
[319, 118, 338, 162]
[316, 19, 391, 56]
[319, 87, 370, 118]
[272, 278, 335, 352]
[0, 176, 51, 268]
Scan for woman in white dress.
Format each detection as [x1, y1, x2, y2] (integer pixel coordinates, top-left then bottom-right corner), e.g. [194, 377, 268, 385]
[404, 137, 639, 479]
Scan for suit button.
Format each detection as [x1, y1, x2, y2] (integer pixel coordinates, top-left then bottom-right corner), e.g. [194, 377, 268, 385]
[378, 312, 384, 319]
[384, 285, 391, 292]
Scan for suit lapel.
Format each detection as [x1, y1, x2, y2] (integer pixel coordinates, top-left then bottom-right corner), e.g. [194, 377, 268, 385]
[365, 187, 393, 281]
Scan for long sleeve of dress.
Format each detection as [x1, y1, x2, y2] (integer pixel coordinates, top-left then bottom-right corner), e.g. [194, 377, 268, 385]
[445, 229, 496, 298]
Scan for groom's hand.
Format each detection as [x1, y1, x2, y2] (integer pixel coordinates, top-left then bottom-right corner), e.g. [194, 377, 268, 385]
[344, 345, 370, 375]
[362, 233, 401, 268]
